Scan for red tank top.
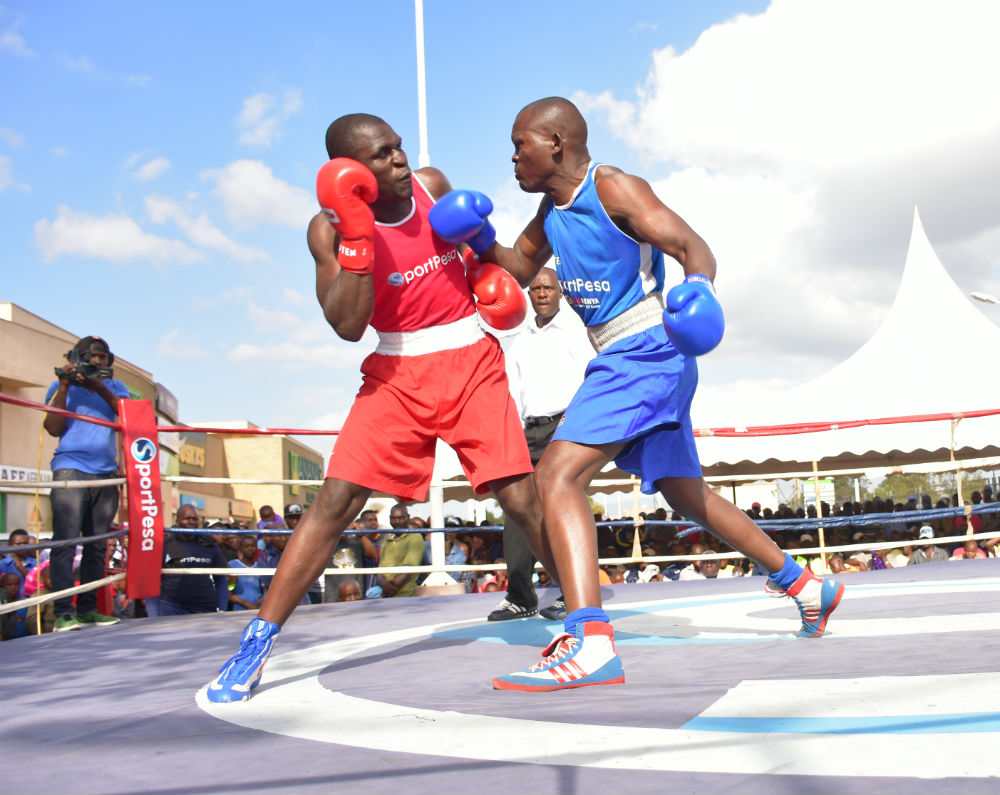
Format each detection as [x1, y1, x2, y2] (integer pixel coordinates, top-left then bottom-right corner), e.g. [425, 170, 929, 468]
[370, 176, 476, 333]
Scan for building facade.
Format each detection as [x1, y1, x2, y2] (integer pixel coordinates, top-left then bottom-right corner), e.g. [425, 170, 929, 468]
[0, 303, 322, 535]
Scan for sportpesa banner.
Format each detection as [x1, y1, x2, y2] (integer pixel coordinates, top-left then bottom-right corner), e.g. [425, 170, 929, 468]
[119, 399, 164, 599]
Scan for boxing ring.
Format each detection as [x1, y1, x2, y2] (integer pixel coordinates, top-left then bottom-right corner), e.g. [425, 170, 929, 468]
[4, 563, 1000, 793]
[3, 392, 1000, 793]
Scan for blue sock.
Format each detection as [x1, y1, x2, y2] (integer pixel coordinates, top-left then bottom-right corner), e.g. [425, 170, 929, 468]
[564, 606, 610, 636]
[768, 553, 804, 590]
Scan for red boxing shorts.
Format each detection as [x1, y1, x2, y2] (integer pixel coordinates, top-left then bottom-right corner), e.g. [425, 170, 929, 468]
[327, 335, 532, 501]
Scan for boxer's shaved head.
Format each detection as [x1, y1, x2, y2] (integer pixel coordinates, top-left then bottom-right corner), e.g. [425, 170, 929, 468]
[325, 113, 388, 159]
[516, 97, 588, 148]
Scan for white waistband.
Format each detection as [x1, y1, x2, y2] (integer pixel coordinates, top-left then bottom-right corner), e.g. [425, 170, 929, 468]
[587, 292, 664, 353]
[375, 313, 485, 356]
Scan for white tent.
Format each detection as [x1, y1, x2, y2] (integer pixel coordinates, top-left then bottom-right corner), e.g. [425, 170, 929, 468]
[432, 207, 1000, 504]
[693, 207, 1000, 480]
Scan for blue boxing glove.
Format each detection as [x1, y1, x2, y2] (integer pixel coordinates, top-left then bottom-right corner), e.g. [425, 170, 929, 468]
[428, 190, 496, 255]
[663, 274, 725, 356]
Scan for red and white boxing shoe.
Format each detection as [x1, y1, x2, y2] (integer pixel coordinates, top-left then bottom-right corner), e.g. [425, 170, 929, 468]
[492, 621, 625, 692]
[766, 571, 845, 638]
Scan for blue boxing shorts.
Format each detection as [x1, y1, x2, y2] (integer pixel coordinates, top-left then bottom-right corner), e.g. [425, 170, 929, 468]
[552, 323, 702, 494]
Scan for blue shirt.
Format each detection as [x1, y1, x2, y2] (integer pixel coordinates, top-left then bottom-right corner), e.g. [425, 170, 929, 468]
[0, 554, 36, 597]
[228, 559, 263, 610]
[543, 162, 665, 327]
[45, 379, 131, 474]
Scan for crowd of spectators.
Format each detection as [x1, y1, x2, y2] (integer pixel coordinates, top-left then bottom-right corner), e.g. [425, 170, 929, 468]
[2, 484, 997, 640]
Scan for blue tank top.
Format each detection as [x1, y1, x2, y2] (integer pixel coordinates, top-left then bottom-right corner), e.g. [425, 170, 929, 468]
[543, 162, 665, 327]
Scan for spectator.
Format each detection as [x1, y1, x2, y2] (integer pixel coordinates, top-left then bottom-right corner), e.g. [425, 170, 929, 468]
[26, 564, 55, 634]
[111, 574, 137, 621]
[908, 526, 949, 565]
[228, 536, 265, 611]
[493, 560, 509, 592]
[259, 527, 309, 607]
[327, 519, 366, 603]
[951, 539, 986, 560]
[371, 525, 425, 598]
[388, 503, 409, 532]
[337, 580, 363, 602]
[357, 508, 382, 592]
[152, 505, 230, 616]
[445, 531, 476, 592]
[256, 505, 277, 530]
[679, 548, 721, 581]
[43, 335, 128, 632]
[210, 521, 239, 563]
[0, 572, 27, 639]
[953, 492, 984, 536]
[0, 529, 36, 597]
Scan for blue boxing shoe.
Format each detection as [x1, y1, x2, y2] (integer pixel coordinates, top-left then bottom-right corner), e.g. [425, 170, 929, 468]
[207, 618, 280, 703]
[493, 621, 625, 691]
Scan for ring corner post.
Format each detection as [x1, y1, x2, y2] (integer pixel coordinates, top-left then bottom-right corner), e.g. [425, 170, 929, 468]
[119, 398, 165, 601]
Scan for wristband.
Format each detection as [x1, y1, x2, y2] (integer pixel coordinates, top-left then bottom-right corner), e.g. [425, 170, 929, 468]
[685, 274, 716, 293]
[337, 239, 374, 275]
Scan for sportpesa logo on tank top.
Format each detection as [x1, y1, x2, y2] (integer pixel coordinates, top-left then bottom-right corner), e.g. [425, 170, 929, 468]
[554, 255, 612, 307]
[388, 247, 461, 287]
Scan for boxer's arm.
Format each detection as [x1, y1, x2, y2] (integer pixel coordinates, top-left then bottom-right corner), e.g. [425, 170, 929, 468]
[593, 166, 716, 280]
[309, 214, 375, 342]
[424, 169, 549, 287]
[480, 196, 552, 288]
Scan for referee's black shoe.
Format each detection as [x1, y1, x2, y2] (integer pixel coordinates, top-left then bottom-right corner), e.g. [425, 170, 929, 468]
[487, 598, 538, 621]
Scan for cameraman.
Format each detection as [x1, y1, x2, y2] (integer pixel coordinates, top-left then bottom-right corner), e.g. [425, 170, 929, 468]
[43, 336, 130, 632]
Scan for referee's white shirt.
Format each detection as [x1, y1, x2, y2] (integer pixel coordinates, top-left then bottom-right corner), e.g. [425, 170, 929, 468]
[505, 305, 595, 423]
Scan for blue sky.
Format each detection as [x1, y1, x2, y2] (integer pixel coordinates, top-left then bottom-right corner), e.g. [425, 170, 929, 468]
[3, 1, 999, 513]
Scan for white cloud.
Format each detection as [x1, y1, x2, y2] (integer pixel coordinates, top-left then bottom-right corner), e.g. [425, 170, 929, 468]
[281, 287, 309, 306]
[64, 54, 98, 74]
[226, 339, 368, 370]
[236, 89, 303, 147]
[34, 205, 203, 264]
[127, 74, 151, 86]
[0, 155, 29, 192]
[581, 1, 1000, 176]
[133, 156, 171, 181]
[573, 0, 1000, 385]
[0, 27, 34, 57]
[201, 159, 316, 228]
[0, 127, 24, 147]
[157, 329, 209, 359]
[51, 146, 68, 157]
[243, 299, 345, 347]
[145, 195, 269, 263]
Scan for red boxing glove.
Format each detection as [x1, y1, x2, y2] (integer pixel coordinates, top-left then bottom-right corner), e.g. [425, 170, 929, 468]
[464, 249, 527, 330]
[316, 157, 378, 274]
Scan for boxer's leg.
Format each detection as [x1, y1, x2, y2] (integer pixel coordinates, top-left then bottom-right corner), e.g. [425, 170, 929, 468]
[532, 440, 621, 614]
[656, 477, 785, 571]
[490, 472, 556, 585]
[207, 477, 370, 703]
[258, 477, 370, 625]
[658, 477, 844, 638]
[493, 440, 627, 691]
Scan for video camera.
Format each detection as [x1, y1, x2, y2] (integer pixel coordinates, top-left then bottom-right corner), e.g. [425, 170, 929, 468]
[54, 343, 114, 382]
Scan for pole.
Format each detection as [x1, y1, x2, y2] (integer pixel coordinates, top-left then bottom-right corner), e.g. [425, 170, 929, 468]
[813, 460, 827, 570]
[424, 483, 455, 585]
[414, 0, 431, 168]
[952, 418, 964, 507]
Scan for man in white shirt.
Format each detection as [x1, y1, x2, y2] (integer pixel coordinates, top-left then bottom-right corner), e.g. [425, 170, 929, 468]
[488, 267, 595, 621]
